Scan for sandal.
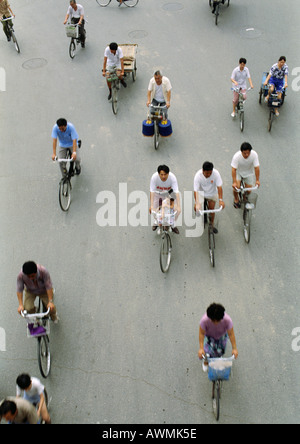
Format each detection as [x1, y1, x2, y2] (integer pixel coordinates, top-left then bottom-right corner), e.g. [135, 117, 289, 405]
[233, 201, 241, 209]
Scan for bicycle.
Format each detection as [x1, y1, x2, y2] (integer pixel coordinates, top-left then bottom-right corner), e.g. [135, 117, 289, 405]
[148, 104, 168, 150]
[259, 72, 286, 132]
[65, 23, 85, 59]
[198, 200, 223, 267]
[0, 16, 20, 53]
[152, 210, 178, 273]
[234, 179, 258, 243]
[106, 66, 121, 115]
[202, 353, 235, 421]
[231, 87, 252, 132]
[209, 0, 230, 26]
[21, 301, 51, 379]
[54, 143, 81, 212]
[96, 0, 139, 8]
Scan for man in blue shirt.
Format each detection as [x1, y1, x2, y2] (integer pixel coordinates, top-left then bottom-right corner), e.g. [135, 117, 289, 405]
[52, 118, 81, 176]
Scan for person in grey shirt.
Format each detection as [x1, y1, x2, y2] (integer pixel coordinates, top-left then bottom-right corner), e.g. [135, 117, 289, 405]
[0, 397, 39, 424]
[230, 58, 253, 118]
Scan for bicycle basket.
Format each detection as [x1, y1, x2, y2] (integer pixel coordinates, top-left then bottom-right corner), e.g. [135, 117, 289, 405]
[26, 319, 50, 338]
[208, 359, 232, 381]
[65, 25, 77, 38]
[268, 95, 282, 108]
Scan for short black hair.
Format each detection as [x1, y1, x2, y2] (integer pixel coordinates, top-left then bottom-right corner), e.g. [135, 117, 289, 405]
[109, 42, 118, 51]
[239, 58, 247, 64]
[240, 142, 252, 152]
[22, 261, 37, 275]
[202, 161, 214, 172]
[207, 303, 225, 322]
[0, 400, 17, 416]
[278, 56, 286, 62]
[157, 165, 170, 174]
[56, 118, 67, 127]
[16, 374, 31, 390]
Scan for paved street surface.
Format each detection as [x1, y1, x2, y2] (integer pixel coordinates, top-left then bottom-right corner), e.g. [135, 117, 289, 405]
[0, 0, 299, 424]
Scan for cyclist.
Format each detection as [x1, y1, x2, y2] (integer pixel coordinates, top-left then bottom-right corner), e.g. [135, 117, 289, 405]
[16, 261, 59, 323]
[16, 374, 51, 424]
[264, 56, 288, 116]
[231, 142, 260, 208]
[63, 0, 86, 48]
[102, 42, 127, 101]
[0, 398, 39, 424]
[0, 0, 15, 41]
[211, 0, 225, 14]
[193, 161, 225, 233]
[150, 165, 181, 234]
[147, 70, 172, 119]
[230, 58, 254, 118]
[198, 303, 238, 372]
[52, 118, 81, 177]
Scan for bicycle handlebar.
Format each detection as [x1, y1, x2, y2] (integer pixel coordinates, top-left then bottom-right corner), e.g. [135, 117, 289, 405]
[53, 157, 74, 163]
[234, 185, 258, 192]
[198, 206, 223, 215]
[21, 308, 51, 319]
[202, 354, 235, 362]
[0, 16, 14, 22]
[231, 87, 252, 93]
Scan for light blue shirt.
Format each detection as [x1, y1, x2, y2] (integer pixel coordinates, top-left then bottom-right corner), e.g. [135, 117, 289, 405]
[51, 122, 78, 148]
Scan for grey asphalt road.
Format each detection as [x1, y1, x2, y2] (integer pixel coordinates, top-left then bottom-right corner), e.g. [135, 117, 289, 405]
[0, 0, 299, 424]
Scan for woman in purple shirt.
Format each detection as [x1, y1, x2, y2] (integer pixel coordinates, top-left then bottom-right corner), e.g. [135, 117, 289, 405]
[198, 303, 238, 370]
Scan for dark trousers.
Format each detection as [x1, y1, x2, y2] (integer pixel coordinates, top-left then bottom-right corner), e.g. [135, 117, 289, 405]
[71, 17, 86, 44]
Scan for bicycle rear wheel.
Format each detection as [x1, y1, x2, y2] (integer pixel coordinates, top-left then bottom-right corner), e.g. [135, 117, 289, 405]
[96, 0, 111, 6]
[111, 84, 118, 115]
[243, 208, 251, 243]
[123, 0, 139, 6]
[59, 178, 71, 211]
[212, 380, 221, 420]
[10, 29, 20, 53]
[38, 336, 51, 378]
[160, 232, 172, 273]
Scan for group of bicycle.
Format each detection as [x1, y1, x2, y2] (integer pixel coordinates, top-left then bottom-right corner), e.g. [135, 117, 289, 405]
[0, 0, 289, 423]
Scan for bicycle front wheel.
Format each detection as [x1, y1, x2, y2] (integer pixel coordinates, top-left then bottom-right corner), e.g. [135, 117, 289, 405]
[10, 29, 20, 53]
[111, 84, 118, 115]
[240, 110, 244, 132]
[96, 0, 111, 6]
[59, 178, 71, 211]
[160, 232, 172, 273]
[69, 39, 76, 59]
[124, 0, 139, 7]
[268, 110, 273, 132]
[212, 380, 220, 420]
[38, 336, 51, 378]
[154, 122, 159, 150]
[243, 208, 251, 243]
[215, 4, 220, 25]
[209, 229, 215, 267]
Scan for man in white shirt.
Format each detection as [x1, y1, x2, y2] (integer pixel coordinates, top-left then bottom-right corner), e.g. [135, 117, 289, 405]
[102, 42, 126, 100]
[230, 58, 253, 118]
[147, 70, 172, 118]
[194, 162, 225, 233]
[231, 142, 260, 208]
[16, 373, 51, 424]
[64, 1, 86, 48]
[150, 164, 181, 233]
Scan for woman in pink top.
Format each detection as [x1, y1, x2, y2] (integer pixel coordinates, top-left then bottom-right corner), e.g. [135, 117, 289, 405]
[198, 303, 238, 370]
